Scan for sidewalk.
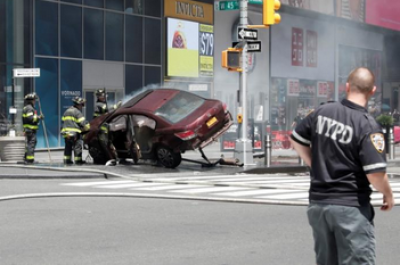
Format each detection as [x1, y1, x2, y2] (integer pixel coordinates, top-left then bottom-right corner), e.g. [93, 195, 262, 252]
[1, 142, 400, 178]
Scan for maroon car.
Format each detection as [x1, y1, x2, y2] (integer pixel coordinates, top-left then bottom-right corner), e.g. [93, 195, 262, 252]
[84, 89, 233, 168]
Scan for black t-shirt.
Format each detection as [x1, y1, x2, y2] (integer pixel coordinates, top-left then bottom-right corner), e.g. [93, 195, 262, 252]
[291, 99, 386, 207]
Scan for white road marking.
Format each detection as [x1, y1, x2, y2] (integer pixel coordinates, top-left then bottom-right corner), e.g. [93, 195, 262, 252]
[214, 189, 304, 197]
[134, 184, 205, 191]
[62, 180, 134, 187]
[257, 192, 309, 200]
[170, 187, 251, 194]
[92, 182, 165, 189]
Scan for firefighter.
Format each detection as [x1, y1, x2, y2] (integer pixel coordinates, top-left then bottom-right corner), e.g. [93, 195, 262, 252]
[22, 92, 43, 164]
[93, 88, 124, 166]
[93, 89, 121, 118]
[61, 97, 90, 165]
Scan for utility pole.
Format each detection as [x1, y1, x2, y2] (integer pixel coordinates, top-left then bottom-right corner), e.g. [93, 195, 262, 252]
[234, 0, 254, 166]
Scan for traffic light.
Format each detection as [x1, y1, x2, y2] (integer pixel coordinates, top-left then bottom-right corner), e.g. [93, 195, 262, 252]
[221, 48, 243, 72]
[263, 0, 281, 26]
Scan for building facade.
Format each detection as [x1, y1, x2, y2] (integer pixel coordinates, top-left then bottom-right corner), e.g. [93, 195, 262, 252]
[1, 0, 400, 150]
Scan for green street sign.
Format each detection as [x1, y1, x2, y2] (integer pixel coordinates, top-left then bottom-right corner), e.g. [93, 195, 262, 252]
[249, 0, 263, 4]
[216, 1, 239, 11]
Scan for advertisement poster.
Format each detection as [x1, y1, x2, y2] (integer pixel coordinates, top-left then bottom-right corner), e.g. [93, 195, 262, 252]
[199, 24, 214, 77]
[292, 28, 304, 66]
[287, 79, 300, 96]
[167, 18, 199, 77]
[366, 0, 400, 32]
[317, 82, 328, 98]
[306, 30, 318, 68]
[336, 0, 365, 22]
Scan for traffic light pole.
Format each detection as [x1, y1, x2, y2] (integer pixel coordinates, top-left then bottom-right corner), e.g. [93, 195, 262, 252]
[234, 0, 255, 166]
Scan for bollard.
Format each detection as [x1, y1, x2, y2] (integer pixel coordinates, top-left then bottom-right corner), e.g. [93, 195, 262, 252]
[264, 134, 272, 167]
[298, 156, 304, 166]
[389, 127, 395, 160]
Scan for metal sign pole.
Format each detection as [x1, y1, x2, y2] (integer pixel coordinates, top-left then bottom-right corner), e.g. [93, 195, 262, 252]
[235, 0, 254, 166]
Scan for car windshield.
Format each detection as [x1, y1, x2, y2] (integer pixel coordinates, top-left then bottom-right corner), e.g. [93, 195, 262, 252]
[154, 91, 205, 124]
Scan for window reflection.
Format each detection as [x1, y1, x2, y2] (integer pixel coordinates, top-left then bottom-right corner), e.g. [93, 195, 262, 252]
[125, 0, 143, 14]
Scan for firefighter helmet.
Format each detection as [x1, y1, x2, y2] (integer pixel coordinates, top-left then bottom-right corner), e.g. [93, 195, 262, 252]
[24, 92, 38, 100]
[95, 89, 106, 97]
[72, 96, 86, 105]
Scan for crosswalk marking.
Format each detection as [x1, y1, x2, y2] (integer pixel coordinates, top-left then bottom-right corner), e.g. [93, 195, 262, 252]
[61, 174, 400, 204]
[170, 187, 251, 194]
[134, 184, 205, 191]
[214, 189, 303, 197]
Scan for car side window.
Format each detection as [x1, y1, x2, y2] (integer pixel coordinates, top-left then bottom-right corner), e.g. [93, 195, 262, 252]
[108, 115, 127, 132]
[131, 115, 156, 130]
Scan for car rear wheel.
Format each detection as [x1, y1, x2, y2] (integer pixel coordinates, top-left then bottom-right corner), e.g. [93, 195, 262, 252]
[156, 146, 181, 168]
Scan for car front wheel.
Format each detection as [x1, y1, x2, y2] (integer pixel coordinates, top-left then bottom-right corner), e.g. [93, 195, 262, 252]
[156, 146, 181, 168]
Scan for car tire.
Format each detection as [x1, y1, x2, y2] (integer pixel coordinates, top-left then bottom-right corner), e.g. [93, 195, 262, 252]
[89, 145, 107, 165]
[156, 146, 181, 168]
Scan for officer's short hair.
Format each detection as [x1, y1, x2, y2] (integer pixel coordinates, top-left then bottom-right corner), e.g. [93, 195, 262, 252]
[347, 67, 375, 94]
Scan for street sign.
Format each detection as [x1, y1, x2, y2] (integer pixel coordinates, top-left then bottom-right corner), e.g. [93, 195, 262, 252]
[13, 68, 40, 78]
[215, 1, 239, 11]
[247, 41, 262, 52]
[237, 27, 258, 40]
[249, 0, 263, 4]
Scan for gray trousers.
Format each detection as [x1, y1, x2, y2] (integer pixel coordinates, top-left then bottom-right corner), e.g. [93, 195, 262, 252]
[307, 203, 375, 265]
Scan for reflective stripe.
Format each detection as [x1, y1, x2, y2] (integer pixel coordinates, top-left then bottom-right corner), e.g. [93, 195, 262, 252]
[102, 105, 107, 110]
[62, 116, 83, 123]
[83, 124, 90, 131]
[291, 130, 311, 145]
[74, 157, 82, 161]
[94, 113, 100, 117]
[26, 155, 35, 159]
[23, 124, 38, 130]
[64, 156, 71, 159]
[23, 112, 34, 117]
[61, 127, 81, 133]
[363, 163, 387, 171]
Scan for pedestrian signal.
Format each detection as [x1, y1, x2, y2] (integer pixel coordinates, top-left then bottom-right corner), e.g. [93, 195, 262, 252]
[221, 48, 242, 72]
[263, 0, 281, 26]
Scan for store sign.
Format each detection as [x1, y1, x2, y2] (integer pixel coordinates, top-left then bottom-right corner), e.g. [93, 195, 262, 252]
[306, 30, 318, 67]
[165, 0, 213, 24]
[199, 24, 214, 77]
[291, 28, 303, 66]
[13, 68, 40, 78]
[287, 79, 300, 96]
[317, 82, 328, 98]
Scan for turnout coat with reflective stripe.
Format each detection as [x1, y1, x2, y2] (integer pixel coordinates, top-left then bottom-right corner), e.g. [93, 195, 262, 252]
[61, 106, 90, 135]
[22, 104, 39, 131]
[93, 101, 117, 118]
[291, 99, 386, 207]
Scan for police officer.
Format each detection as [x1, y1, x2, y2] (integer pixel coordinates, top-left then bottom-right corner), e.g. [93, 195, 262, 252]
[61, 97, 90, 165]
[290, 67, 394, 265]
[22, 92, 43, 164]
[93, 89, 121, 118]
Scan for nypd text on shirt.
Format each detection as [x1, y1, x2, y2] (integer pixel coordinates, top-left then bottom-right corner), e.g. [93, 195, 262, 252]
[317, 115, 353, 144]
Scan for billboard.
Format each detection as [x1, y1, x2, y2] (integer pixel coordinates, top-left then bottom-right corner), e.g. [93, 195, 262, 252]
[366, 0, 400, 32]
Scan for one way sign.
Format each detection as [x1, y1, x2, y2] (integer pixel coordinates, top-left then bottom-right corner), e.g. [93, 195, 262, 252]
[237, 27, 258, 41]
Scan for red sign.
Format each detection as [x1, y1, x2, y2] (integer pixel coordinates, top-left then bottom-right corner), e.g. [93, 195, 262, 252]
[287, 79, 300, 96]
[317, 82, 328, 98]
[292, 28, 303, 66]
[306, 30, 318, 67]
[366, 0, 400, 32]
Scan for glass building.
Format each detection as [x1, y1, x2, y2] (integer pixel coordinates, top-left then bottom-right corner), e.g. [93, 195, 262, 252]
[1, 0, 163, 148]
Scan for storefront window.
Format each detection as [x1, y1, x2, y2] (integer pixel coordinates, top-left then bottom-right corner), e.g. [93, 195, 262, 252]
[125, 15, 143, 63]
[125, 0, 143, 14]
[84, 0, 103, 8]
[61, 4, 82, 58]
[84, 8, 104, 60]
[34, 57, 59, 148]
[106, 0, 123, 11]
[105, 12, 123, 61]
[125, 64, 143, 96]
[145, 0, 161, 18]
[145, 18, 161, 65]
[35, 0, 58, 56]
[145, 66, 161, 86]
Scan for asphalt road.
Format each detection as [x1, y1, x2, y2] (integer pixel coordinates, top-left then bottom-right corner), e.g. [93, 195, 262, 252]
[0, 175, 400, 265]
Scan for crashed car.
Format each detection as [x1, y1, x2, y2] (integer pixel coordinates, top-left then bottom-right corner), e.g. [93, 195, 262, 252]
[84, 88, 233, 168]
